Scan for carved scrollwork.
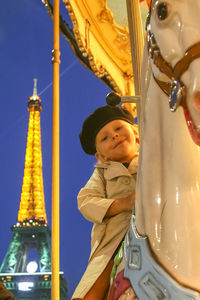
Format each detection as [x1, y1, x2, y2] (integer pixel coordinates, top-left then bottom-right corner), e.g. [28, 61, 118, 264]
[63, 0, 135, 95]
[97, 7, 114, 23]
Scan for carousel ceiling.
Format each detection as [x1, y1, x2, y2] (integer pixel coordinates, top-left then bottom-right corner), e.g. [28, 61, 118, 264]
[62, 0, 149, 96]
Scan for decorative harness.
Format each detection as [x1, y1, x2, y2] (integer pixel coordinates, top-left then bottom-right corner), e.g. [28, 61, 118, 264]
[147, 4, 200, 111]
[124, 216, 200, 299]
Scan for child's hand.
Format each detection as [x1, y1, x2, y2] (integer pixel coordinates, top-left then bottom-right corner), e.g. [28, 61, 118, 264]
[124, 192, 135, 211]
[105, 192, 135, 218]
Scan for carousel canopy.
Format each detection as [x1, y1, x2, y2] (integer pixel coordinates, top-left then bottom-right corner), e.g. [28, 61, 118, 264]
[61, 0, 149, 96]
[43, 0, 149, 96]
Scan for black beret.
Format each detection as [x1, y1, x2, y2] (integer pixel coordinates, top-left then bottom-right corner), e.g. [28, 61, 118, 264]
[79, 105, 134, 155]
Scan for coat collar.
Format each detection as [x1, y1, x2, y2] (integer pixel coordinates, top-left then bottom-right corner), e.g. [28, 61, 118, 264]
[95, 155, 138, 180]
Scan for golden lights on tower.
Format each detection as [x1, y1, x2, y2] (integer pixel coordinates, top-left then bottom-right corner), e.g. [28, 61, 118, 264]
[17, 79, 47, 227]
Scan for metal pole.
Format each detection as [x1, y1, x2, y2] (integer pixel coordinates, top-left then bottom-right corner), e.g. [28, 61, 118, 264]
[126, 0, 144, 123]
[51, 0, 60, 299]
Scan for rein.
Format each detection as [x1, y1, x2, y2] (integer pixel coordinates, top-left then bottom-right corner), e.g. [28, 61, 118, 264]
[147, 29, 200, 111]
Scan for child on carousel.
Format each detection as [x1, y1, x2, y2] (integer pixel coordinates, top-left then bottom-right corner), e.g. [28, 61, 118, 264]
[72, 94, 139, 300]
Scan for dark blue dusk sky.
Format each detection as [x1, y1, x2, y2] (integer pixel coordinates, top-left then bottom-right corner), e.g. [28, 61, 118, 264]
[0, 1, 111, 297]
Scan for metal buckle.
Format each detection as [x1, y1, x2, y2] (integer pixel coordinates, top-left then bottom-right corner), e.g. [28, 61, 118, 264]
[169, 80, 185, 112]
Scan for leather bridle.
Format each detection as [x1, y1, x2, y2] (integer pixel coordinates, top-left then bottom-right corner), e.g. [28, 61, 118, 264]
[147, 18, 200, 111]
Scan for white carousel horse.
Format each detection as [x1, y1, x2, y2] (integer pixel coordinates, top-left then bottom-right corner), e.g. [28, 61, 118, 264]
[108, 0, 200, 299]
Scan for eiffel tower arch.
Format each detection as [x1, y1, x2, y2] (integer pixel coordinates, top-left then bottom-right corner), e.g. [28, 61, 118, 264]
[0, 80, 69, 300]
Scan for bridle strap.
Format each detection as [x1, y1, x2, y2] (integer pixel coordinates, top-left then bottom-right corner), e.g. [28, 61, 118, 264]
[153, 75, 171, 96]
[148, 30, 200, 97]
[174, 42, 200, 78]
[150, 47, 174, 80]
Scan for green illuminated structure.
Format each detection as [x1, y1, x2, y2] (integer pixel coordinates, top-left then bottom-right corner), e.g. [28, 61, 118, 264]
[0, 80, 69, 300]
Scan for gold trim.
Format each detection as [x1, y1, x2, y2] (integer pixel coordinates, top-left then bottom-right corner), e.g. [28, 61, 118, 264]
[63, 0, 134, 95]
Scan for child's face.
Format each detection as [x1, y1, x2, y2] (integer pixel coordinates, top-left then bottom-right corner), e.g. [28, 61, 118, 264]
[95, 119, 137, 163]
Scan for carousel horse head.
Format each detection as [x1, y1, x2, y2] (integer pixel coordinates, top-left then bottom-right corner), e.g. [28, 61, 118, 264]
[134, 0, 200, 294]
[107, 1, 200, 298]
[147, 0, 200, 145]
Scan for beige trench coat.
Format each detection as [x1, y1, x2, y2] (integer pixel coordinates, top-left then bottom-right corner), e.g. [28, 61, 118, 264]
[72, 156, 138, 299]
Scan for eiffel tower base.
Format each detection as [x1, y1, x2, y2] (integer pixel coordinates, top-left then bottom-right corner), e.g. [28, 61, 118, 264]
[0, 225, 69, 299]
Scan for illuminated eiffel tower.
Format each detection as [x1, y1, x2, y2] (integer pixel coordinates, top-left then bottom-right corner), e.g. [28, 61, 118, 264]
[0, 79, 69, 300]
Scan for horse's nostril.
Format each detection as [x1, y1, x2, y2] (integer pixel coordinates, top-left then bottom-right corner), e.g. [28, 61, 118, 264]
[194, 91, 200, 111]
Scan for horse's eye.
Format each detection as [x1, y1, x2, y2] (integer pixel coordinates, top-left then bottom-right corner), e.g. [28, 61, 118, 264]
[156, 2, 168, 20]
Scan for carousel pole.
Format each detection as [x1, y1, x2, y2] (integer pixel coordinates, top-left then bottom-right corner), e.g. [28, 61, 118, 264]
[126, 0, 144, 123]
[51, 0, 60, 299]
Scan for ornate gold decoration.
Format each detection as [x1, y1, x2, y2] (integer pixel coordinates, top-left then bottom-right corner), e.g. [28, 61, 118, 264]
[62, 0, 141, 96]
